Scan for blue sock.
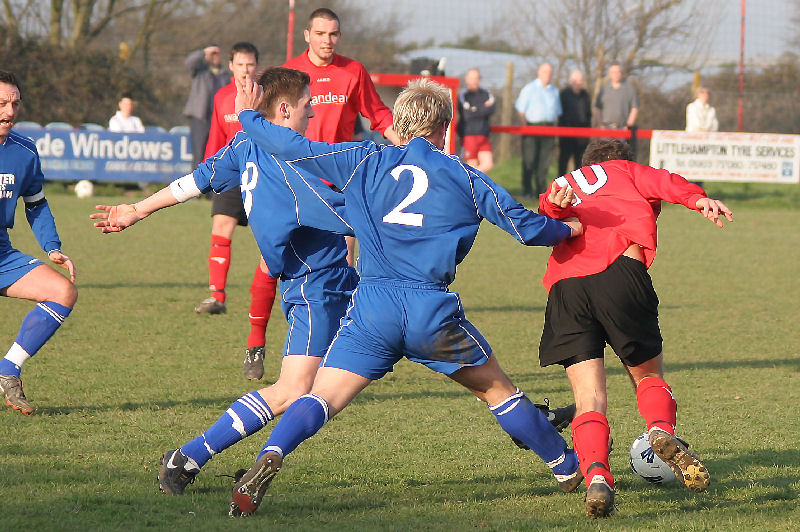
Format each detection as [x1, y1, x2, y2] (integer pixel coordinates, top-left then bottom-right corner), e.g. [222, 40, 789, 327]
[490, 389, 573, 474]
[181, 392, 274, 468]
[258, 394, 329, 460]
[0, 302, 72, 377]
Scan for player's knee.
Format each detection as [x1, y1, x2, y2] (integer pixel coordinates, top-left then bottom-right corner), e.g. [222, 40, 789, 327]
[50, 277, 78, 307]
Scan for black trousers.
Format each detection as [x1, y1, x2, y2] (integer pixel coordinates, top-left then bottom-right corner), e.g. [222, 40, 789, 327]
[188, 116, 211, 168]
[558, 136, 589, 176]
[520, 122, 555, 196]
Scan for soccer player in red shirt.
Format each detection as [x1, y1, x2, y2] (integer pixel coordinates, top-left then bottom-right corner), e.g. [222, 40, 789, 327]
[537, 139, 733, 518]
[284, 8, 401, 146]
[195, 42, 276, 381]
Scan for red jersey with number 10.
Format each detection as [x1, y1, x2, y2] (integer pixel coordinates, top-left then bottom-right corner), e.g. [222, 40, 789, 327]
[538, 160, 706, 292]
[283, 51, 393, 143]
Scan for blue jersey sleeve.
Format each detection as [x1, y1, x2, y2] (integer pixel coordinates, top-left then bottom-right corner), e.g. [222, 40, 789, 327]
[471, 170, 571, 247]
[25, 201, 61, 253]
[192, 133, 245, 193]
[20, 147, 61, 252]
[239, 110, 372, 190]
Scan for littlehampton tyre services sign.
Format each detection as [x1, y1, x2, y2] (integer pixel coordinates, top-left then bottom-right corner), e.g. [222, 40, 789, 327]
[649, 130, 800, 184]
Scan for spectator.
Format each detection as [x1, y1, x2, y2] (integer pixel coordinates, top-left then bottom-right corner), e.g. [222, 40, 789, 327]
[108, 93, 144, 133]
[594, 63, 639, 156]
[685, 87, 719, 132]
[558, 70, 591, 176]
[183, 45, 230, 167]
[457, 68, 496, 173]
[515, 62, 561, 198]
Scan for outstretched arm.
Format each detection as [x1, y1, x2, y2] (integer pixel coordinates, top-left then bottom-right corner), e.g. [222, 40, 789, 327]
[695, 197, 733, 227]
[90, 184, 187, 233]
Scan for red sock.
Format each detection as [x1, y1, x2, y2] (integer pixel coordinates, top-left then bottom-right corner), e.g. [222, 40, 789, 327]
[572, 411, 614, 488]
[636, 377, 677, 434]
[247, 264, 277, 348]
[208, 235, 232, 303]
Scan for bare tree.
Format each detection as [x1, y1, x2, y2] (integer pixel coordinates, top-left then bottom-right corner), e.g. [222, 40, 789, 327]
[2, 0, 186, 50]
[506, 0, 719, 95]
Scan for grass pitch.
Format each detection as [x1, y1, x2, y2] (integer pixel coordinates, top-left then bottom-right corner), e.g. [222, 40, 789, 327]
[1, 170, 799, 531]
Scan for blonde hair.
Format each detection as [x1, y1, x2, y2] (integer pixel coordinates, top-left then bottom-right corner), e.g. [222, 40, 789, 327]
[392, 78, 452, 141]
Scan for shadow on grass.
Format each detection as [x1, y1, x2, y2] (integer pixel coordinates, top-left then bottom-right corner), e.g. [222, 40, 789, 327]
[468, 304, 546, 313]
[34, 395, 235, 415]
[78, 282, 206, 289]
[603, 354, 800, 375]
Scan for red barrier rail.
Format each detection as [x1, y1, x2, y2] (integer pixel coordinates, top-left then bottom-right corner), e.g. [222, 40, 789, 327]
[490, 125, 653, 139]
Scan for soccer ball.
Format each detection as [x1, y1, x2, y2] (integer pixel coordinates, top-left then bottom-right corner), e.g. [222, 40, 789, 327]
[74, 179, 94, 199]
[629, 431, 676, 484]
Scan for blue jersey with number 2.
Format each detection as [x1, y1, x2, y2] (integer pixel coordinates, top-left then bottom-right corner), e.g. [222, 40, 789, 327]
[239, 110, 571, 286]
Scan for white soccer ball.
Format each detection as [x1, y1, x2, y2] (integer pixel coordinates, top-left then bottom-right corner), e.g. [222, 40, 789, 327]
[629, 431, 676, 484]
[74, 179, 94, 199]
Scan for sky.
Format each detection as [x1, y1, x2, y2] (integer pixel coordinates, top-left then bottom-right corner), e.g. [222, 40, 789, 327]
[345, 0, 794, 65]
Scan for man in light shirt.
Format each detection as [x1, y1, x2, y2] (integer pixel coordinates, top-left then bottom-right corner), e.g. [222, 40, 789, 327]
[685, 87, 719, 132]
[108, 93, 144, 133]
[515, 62, 561, 198]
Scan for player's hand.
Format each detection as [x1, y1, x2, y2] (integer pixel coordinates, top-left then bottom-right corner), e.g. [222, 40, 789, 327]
[547, 183, 574, 209]
[48, 250, 76, 283]
[235, 74, 263, 115]
[90, 204, 141, 233]
[695, 197, 733, 227]
[562, 216, 583, 238]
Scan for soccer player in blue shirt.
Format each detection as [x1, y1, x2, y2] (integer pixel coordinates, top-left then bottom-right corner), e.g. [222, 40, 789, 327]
[91, 68, 360, 495]
[0, 70, 78, 415]
[225, 76, 585, 517]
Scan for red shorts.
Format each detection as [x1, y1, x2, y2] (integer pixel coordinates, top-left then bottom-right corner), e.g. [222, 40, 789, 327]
[461, 135, 492, 160]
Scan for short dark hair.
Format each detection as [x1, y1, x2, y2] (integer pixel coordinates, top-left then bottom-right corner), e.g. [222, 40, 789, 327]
[256, 67, 311, 119]
[0, 70, 21, 98]
[581, 139, 633, 166]
[230, 42, 259, 63]
[120, 92, 134, 100]
[307, 8, 339, 29]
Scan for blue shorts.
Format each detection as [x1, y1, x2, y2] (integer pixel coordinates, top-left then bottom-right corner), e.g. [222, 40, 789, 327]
[321, 280, 492, 380]
[280, 266, 359, 357]
[0, 243, 43, 291]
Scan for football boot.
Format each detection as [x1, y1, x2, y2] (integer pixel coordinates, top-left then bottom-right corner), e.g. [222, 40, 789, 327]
[243, 346, 265, 380]
[0, 374, 34, 415]
[158, 449, 199, 495]
[229, 451, 283, 517]
[648, 428, 710, 493]
[195, 297, 227, 315]
[584, 474, 615, 518]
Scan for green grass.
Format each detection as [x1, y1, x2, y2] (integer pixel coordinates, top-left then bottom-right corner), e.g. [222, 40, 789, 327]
[1, 183, 799, 531]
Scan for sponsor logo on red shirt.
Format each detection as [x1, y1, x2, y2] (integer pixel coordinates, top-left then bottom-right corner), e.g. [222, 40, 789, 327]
[311, 92, 348, 105]
[223, 113, 239, 123]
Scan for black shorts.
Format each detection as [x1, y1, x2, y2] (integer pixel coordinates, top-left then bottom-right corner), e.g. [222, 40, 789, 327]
[211, 187, 248, 226]
[538, 255, 662, 368]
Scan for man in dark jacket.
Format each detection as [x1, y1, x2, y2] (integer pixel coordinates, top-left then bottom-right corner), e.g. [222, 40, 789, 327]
[457, 68, 495, 173]
[558, 70, 591, 176]
[184, 45, 231, 167]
